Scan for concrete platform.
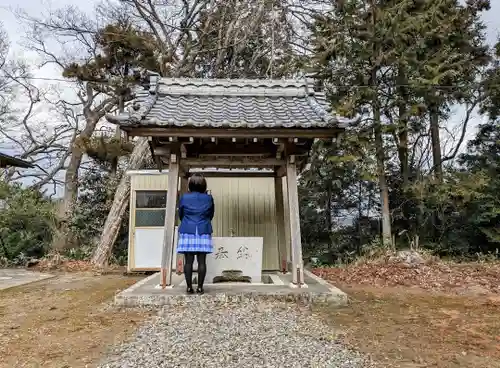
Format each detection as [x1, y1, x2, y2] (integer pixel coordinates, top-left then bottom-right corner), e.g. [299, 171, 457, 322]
[115, 269, 347, 307]
[0, 268, 55, 291]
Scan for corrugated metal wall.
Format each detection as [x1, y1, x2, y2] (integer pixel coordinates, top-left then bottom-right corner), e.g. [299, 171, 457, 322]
[207, 177, 279, 270]
[129, 173, 280, 271]
[131, 173, 169, 191]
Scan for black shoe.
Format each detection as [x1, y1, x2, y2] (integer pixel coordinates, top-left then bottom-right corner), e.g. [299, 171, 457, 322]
[186, 287, 194, 294]
[196, 287, 204, 295]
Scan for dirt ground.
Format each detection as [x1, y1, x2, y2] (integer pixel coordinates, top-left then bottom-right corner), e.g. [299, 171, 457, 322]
[1, 262, 499, 368]
[0, 272, 150, 368]
[313, 263, 500, 368]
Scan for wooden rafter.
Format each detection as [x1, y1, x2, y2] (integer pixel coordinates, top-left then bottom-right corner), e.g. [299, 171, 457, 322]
[123, 126, 341, 139]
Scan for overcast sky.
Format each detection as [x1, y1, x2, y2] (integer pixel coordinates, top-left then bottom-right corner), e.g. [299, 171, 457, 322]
[2, 0, 500, 81]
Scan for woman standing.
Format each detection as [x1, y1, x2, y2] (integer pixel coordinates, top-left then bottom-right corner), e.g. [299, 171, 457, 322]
[177, 173, 214, 294]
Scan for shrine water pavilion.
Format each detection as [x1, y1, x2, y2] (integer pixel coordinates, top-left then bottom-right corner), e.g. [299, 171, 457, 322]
[107, 75, 351, 290]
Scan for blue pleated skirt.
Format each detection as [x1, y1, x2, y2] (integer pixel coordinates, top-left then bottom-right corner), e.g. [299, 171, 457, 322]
[177, 229, 213, 253]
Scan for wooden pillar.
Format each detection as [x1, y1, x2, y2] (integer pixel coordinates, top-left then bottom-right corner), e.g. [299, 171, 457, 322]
[161, 153, 180, 288]
[175, 175, 189, 274]
[285, 155, 304, 285]
[283, 175, 292, 270]
[275, 175, 287, 273]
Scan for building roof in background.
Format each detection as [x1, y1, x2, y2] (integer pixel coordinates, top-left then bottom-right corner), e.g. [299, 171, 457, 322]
[0, 152, 34, 168]
[106, 76, 354, 130]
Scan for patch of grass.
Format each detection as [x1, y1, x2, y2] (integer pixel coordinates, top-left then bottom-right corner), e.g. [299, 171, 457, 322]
[0, 273, 151, 368]
[315, 285, 500, 368]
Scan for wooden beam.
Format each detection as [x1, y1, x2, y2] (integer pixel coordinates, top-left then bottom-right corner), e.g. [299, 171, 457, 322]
[273, 139, 286, 159]
[175, 176, 189, 275]
[181, 137, 194, 159]
[196, 171, 274, 178]
[160, 153, 180, 288]
[282, 170, 292, 271]
[275, 176, 288, 273]
[199, 153, 271, 157]
[123, 126, 341, 139]
[275, 166, 287, 177]
[182, 158, 284, 167]
[285, 155, 304, 286]
[154, 146, 180, 156]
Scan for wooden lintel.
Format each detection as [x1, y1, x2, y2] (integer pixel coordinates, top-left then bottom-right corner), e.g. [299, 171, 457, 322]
[199, 153, 271, 158]
[191, 171, 274, 178]
[123, 127, 341, 139]
[183, 158, 284, 167]
[157, 136, 200, 145]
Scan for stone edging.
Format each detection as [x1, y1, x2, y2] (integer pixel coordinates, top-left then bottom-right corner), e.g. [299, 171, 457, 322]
[304, 269, 347, 295]
[120, 272, 159, 294]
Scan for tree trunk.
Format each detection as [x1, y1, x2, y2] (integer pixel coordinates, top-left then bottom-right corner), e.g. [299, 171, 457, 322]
[397, 65, 409, 187]
[429, 103, 443, 182]
[374, 108, 392, 247]
[368, 0, 391, 247]
[326, 185, 332, 233]
[90, 137, 150, 266]
[51, 140, 86, 251]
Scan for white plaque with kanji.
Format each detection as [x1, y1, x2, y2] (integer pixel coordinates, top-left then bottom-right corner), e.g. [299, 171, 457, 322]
[205, 237, 263, 283]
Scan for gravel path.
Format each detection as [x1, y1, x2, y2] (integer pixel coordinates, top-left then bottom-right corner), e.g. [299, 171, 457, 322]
[99, 300, 373, 368]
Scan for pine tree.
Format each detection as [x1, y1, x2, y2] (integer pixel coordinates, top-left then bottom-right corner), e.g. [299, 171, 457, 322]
[311, 0, 400, 246]
[400, 0, 490, 181]
[51, 21, 160, 251]
[310, 0, 490, 247]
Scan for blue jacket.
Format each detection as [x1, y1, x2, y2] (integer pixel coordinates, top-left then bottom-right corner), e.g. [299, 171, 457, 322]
[178, 192, 215, 235]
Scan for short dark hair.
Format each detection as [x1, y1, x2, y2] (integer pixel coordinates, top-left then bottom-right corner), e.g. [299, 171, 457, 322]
[188, 173, 207, 193]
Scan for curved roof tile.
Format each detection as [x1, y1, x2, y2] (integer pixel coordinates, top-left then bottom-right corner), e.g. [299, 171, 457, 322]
[106, 76, 354, 129]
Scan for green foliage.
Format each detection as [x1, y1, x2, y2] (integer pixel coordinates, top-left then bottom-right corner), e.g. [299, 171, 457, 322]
[63, 21, 159, 80]
[300, 0, 500, 263]
[78, 136, 135, 168]
[0, 181, 55, 263]
[69, 169, 129, 264]
[299, 137, 378, 260]
[63, 21, 161, 98]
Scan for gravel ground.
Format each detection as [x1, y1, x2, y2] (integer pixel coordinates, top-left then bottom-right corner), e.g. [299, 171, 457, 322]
[99, 300, 374, 368]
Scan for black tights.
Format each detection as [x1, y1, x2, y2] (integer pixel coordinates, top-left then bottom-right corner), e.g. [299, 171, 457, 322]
[184, 252, 207, 290]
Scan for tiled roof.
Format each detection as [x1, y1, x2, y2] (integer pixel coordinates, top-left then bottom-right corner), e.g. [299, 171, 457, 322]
[106, 76, 354, 129]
